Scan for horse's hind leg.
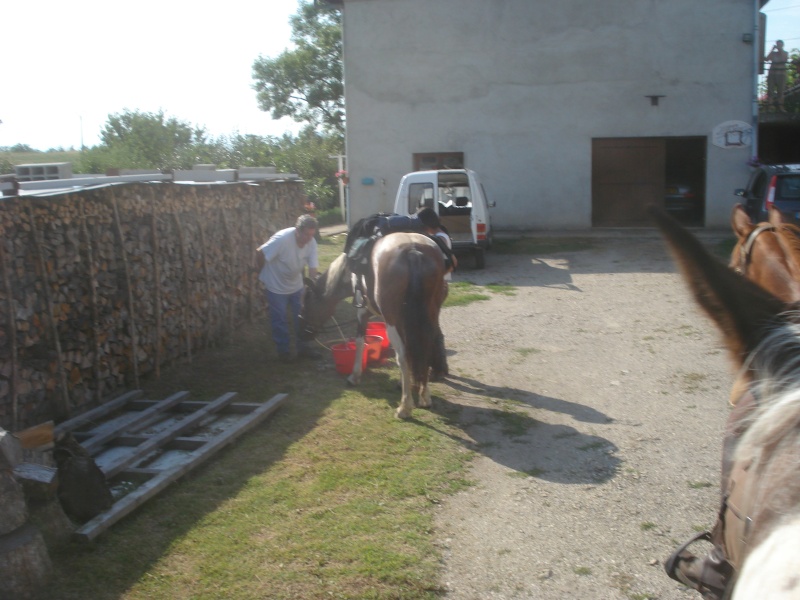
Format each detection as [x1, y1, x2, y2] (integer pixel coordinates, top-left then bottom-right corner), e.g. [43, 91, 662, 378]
[417, 379, 432, 408]
[392, 335, 415, 419]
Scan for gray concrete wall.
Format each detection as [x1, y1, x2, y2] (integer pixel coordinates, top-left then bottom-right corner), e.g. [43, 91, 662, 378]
[341, 0, 758, 229]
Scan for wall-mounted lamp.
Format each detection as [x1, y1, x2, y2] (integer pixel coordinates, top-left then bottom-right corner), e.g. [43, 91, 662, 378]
[645, 95, 665, 106]
[742, 33, 754, 44]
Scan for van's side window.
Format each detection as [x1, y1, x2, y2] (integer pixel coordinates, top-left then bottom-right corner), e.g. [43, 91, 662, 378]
[408, 183, 435, 213]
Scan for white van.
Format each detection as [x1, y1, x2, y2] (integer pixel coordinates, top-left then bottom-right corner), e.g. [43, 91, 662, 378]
[392, 169, 495, 268]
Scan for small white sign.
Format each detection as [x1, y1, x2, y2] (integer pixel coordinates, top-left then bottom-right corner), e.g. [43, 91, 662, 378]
[712, 120, 753, 149]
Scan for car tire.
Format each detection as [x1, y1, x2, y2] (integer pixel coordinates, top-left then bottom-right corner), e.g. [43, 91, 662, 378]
[475, 248, 485, 269]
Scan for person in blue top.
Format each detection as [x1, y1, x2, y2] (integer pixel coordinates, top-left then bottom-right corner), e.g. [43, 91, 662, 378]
[256, 214, 321, 362]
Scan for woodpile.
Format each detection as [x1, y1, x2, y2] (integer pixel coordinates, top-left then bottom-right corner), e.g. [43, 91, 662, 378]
[0, 427, 52, 599]
[0, 180, 306, 431]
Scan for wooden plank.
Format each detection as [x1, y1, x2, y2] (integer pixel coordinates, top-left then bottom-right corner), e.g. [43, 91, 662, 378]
[100, 392, 239, 479]
[113, 435, 207, 451]
[74, 393, 289, 542]
[13, 463, 58, 502]
[54, 390, 144, 436]
[80, 391, 190, 455]
[13, 421, 54, 449]
[115, 467, 162, 477]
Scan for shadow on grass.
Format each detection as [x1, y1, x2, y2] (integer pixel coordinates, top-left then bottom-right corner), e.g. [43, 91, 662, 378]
[44, 311, 403, 599]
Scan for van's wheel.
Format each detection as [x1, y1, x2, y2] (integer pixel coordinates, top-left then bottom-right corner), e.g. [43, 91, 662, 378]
[475, 248, 485, 269]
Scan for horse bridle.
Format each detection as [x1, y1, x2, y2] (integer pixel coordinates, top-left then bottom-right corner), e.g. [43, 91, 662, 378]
[734, 224, 776, 276]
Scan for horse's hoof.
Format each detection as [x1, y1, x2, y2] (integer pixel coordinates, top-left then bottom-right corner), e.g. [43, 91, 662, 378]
[395, 409, 411, 419]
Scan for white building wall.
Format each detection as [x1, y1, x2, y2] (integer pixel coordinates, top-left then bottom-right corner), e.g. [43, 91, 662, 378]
[341, 0, 758, 229]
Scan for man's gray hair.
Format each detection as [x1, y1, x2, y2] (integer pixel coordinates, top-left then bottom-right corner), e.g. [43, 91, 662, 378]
[295, 214, 319, 231]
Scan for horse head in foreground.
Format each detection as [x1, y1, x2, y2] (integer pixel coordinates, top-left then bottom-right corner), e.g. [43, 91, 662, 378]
[729, 203, 800, 304]
[652, 207, 800, 599]
[300, 232, 447, 419]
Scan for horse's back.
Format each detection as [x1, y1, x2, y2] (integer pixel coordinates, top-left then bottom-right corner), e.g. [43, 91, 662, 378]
[372, 233, 445, 316]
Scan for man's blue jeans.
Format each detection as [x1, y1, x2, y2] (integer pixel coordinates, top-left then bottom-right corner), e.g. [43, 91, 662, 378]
[266, 289, 304, 356]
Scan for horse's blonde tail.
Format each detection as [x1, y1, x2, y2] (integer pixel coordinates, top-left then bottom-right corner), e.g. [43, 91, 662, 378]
[733, 513, 800, 599]
[403, 249, 437, 385]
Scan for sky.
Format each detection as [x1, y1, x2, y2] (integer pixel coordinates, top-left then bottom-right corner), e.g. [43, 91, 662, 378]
[1, 0, 303, 151]
[764, 0, 800, 50]
[1, 0, 798, 152]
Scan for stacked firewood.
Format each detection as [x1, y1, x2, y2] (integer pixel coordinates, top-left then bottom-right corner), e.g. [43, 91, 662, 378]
[0, 180, 306, 431]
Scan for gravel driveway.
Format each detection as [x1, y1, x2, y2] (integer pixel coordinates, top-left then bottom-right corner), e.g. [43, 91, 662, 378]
[433, 231, 733, 599]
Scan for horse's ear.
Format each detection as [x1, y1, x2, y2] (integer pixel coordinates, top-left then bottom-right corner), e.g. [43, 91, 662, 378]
[731, 204, 753, 238]
[768, 206, 784, 227]
[649, 206, 786, 366]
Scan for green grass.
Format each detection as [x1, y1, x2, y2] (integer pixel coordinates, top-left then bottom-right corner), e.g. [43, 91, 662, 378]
[444, 280, 518, 308]
[445, 281, 491, 307]
[688, 481, 713, 490]
[514, 347, 541, 358]
[45, 336, 474, 599]
[485, 283, 516, 296]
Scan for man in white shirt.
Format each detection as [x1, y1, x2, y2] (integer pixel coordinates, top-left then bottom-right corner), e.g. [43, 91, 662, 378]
[765, 40, 789, 112]
[257, 214, 320, 361]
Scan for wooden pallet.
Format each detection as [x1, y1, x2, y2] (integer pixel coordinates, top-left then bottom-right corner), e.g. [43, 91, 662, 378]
[53, 390, 288, 542]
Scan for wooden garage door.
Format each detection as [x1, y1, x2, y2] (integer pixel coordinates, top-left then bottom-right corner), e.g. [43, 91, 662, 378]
[592, 138, 665, 227]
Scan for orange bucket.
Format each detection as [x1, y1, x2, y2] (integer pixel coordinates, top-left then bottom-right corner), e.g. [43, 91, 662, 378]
[331, 340, 368, 375]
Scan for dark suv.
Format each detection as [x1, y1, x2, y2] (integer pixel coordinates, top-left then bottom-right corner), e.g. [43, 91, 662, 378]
[736, 164, 800, 225]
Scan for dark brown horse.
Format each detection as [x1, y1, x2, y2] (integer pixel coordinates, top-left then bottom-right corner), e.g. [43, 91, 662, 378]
[301, 232, 447, 418]
[653, 207, 800, 599]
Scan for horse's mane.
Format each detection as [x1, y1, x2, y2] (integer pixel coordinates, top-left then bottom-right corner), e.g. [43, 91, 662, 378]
[735, 314, 800, 466]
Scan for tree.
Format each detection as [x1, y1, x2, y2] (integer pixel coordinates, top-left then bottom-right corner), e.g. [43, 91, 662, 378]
[78, 110, 214, 173]
[101, 110, 209, 169]
[252, 1, 344, 135]
[272, 126, 343, 210]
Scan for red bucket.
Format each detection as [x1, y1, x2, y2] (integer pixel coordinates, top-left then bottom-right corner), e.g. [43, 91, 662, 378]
[364, 334, 383, 363]
[366, 321, 391, 356]
[331, 340, 368, 375]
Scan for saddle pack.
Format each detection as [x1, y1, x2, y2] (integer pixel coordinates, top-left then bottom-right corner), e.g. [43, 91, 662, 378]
[345, 213, 456, 279]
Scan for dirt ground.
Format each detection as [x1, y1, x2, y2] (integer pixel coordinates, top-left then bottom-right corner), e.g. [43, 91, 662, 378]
[432, 231, 734, 600]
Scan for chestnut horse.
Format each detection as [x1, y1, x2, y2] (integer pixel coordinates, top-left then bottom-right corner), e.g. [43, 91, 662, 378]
[301, 233, 447, 419]
[654, 207, 800, 599]
[730, 203, 800, 304]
